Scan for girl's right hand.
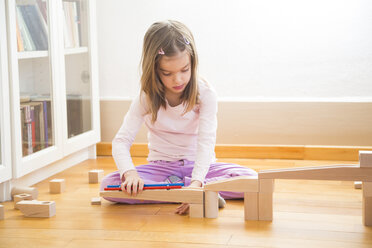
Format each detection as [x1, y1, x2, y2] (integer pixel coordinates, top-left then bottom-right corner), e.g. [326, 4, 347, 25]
[121, 170, 144, 196]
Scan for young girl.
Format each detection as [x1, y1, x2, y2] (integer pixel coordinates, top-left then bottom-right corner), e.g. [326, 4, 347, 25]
[100, 20, 257, 215]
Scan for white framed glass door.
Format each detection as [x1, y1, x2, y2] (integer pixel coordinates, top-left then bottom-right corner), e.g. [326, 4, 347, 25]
[60, 0, 100, 156]
[0, 0, 12, 183]
[7, 0, 63, 178]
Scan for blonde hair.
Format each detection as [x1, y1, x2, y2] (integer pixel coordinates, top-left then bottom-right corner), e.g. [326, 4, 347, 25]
[140, 20, 199, 123]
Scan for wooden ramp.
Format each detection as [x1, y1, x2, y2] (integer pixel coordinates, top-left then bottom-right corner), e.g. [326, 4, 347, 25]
[201, 151, 372, 226]
[259, 164, 372, 181]
[100, 188, 204, 218]
[100, 188, 203, 204]
[204, 176, 258, 192]
[257, 151, 372, 226]
[99, 151, 372, 225]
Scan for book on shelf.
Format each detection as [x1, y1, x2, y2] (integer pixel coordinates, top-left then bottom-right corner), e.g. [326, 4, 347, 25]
[16, 0, 48, 52]
[75, 2, 82, 48]
[20, 95, 53, 156]
[31, 95, 52, 148]
[67, 94, 83, 138]
[63, 1, 81, 48]
[16, 5, 36, 51]
[35, 0, 47, 24]
[19, 93, 86, 156]
[16, 18, 24, 52]
[20, 104, 32, 156]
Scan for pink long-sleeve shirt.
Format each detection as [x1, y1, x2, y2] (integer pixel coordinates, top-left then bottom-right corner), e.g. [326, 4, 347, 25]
[112, 80, 217, 183]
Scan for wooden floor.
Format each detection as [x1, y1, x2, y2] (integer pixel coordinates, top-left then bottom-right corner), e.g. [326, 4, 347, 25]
[0, 156, 371, 248]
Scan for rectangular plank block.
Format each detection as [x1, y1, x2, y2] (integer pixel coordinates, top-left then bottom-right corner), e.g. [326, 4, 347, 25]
[100, 188, 203, 204]
[91, 197, 101, 205]
[189, 204, 204, 218]
[244, 192, 258, 221]
[258, 178, 274, 221]
[14, 193, 33, 209]
[11, 186, 38, 200]
[259, 179, 274, 193]
[204, 176, 259, 192]
[0, 205, 3, 220]
[363, 197, 372, 226]
[363, 182, 372, 197]
[259, 165, 372, 181]
[204, 191, 218, 218]
[16, 200, 56, 218]
[360, 151, 372, 168]
[258, 192, 273, 221]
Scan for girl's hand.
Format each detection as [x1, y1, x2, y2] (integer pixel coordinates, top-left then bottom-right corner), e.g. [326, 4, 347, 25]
[121, 170, 144, 197]
[188, 180, 202, 188]
[175, 180, 202, 215]
[175, 202, 189, 215]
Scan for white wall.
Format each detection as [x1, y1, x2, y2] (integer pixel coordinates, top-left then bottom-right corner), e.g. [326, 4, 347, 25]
[96, 0, 372, 146]
[97, 0, 372, 100]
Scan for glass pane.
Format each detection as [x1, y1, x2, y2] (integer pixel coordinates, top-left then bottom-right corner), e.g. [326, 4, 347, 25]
[16, 0, 54, 157]
[63, 0, 92, 138]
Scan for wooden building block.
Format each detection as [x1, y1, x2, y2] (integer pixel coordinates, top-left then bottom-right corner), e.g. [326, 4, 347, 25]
[0, 205, 4, 220]
[91, 197, 101, 205]
[16, 200, 56, 218]
[360, 151, 372, 168]
[49, 179, 65, 194]
[256, 179, 274, 221]
[244, 192, 259, 221]
[362, 197, 372, 226]
[189, 204, 204, 218]
[100, 188, 203, 204]
[89, 169, 104, 184]
[14, 193, 32, 209]
[204, 176, 259, 192]
[259, 165, 372, 181]
[258, 192, 273, 221]
[259, 179, 274, 193]
[204, 191, 218, 218]
[11, 186, 38, 200]
[363, 182, 372, 197]
[354, 181, 362, 189]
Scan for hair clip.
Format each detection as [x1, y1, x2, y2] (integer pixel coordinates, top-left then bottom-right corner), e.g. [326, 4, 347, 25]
[158, 48, 165, 55]
[183, 36, 190, 45]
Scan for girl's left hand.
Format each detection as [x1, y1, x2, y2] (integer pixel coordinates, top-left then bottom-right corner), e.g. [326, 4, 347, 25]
[175, 180, 202, 215]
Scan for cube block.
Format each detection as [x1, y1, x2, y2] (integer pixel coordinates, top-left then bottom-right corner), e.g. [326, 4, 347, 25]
[89, 170, 104, 184]
[49, 179, 66, 194]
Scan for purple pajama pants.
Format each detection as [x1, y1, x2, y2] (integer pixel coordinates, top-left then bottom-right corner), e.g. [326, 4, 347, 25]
[100, 160, 257, 204]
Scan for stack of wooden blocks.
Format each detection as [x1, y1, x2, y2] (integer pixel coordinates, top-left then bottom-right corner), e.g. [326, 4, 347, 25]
[100, 151, 372, 226]
[100, 188, 204, 217]
[2, 153, 371, 226]
[1, 169, 105, 219]
[11, 186, 56, 218]
[100, 175, 274, 220]
[203, 176, 274, 221]
[89, 169, 104, 205]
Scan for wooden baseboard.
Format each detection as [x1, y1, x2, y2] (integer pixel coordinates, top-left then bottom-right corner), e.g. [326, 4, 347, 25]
[96, 142, 372, 161]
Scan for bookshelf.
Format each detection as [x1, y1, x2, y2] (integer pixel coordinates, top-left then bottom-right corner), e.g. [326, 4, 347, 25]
[4, 0, 100, 186]
[0, 0, 12, 184]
